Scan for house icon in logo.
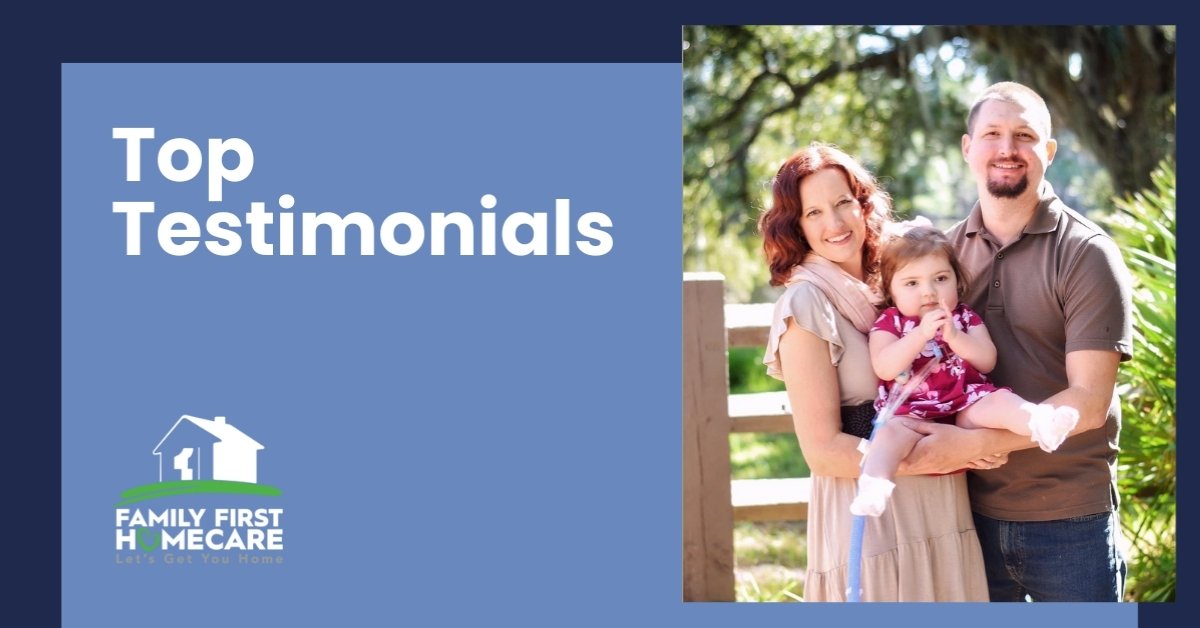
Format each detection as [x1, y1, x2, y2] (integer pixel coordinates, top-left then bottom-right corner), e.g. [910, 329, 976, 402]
[152, 415, 264, 484]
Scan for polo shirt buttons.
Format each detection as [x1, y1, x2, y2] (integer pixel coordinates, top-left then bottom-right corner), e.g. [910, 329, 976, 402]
[996, 252, 1005, 260]
[993, 280, 1001, 288]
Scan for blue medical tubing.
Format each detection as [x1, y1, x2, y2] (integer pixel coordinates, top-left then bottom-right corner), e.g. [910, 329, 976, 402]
[846, 345, 943, 602]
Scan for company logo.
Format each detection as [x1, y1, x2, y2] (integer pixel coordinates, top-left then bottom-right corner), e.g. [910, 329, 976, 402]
[114, 414, 284, 565]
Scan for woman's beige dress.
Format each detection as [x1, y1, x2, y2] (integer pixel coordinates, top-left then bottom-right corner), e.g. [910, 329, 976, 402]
[766, 282, 988, 601]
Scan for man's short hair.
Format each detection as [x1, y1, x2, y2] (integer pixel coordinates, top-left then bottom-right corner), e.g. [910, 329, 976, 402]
[966, 81, 1052, 138]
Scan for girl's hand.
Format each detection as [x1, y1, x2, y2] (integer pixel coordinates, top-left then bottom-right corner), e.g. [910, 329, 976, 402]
[918, 307, 948, 341]
[940, 298, 960, 342]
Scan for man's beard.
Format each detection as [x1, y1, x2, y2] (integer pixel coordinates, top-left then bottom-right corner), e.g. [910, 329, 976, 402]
[986, 172, 1029, 198]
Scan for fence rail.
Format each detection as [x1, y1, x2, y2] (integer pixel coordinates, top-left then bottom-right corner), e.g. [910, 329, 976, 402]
[683, 273, 809, 602]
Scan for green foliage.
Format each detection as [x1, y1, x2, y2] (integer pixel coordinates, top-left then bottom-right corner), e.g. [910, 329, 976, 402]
[1097, 158, 1176, 602]
[683, 26, 979, 302]
[727, 347, 808, 480]
[728, 347, 785, 395]
[683, 25, 1173, 303]
[730, 433, 809, 480]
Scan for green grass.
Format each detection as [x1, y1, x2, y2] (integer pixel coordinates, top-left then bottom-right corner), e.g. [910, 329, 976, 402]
[735, 522, 807, 602]
[729, 348, 810, 601]
[116, 480, 282, 506]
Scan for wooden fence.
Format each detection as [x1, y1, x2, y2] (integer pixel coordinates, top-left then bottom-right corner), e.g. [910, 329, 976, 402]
[683, 272, 811, 602]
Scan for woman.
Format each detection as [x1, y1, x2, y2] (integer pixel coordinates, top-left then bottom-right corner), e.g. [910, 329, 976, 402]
[759, 143, 994, 601]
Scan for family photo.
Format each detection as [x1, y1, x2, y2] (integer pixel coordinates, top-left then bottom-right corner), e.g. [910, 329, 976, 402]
[682, 25, 1175, 603]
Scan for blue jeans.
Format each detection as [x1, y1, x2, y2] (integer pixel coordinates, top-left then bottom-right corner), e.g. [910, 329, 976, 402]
[973, 511, 1127, 602]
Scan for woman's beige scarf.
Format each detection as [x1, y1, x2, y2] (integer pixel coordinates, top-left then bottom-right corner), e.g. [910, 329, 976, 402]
[785, 253, 882, 334]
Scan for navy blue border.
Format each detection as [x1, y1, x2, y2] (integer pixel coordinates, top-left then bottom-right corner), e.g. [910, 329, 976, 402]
[11, 3, 1187, 624]
[10, 53, 62, 625]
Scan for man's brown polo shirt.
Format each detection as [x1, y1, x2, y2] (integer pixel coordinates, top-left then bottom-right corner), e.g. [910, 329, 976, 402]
[947, 182, 1133, 521]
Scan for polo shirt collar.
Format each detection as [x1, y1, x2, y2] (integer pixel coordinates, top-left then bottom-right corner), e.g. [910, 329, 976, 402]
[962, 180, 1063, 238]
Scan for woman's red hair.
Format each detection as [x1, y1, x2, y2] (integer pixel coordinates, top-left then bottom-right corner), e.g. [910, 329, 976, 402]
[758, 143, 892, 287]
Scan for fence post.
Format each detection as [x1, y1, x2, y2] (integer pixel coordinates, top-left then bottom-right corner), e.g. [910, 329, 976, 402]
[682, 272, 734, 601]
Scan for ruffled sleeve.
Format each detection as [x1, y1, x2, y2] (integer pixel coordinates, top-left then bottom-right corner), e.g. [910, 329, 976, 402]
[871, 307, 904, 338]
[763, 282, 846, 380]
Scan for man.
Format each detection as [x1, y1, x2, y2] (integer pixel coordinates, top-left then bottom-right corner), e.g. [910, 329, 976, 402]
[903, 81, 1134, 601]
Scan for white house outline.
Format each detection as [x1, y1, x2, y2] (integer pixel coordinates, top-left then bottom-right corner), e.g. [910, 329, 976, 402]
[152, 415, 265, 484]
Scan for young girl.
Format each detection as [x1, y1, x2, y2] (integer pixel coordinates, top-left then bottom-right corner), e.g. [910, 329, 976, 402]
[849, 225, 1080, 517]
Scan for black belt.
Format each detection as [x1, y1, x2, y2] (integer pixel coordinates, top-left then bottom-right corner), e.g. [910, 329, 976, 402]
[841, 401, 877, 439]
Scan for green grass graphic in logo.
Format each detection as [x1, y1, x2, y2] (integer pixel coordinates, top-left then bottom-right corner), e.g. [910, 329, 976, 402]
[116, 480, 282, 506]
